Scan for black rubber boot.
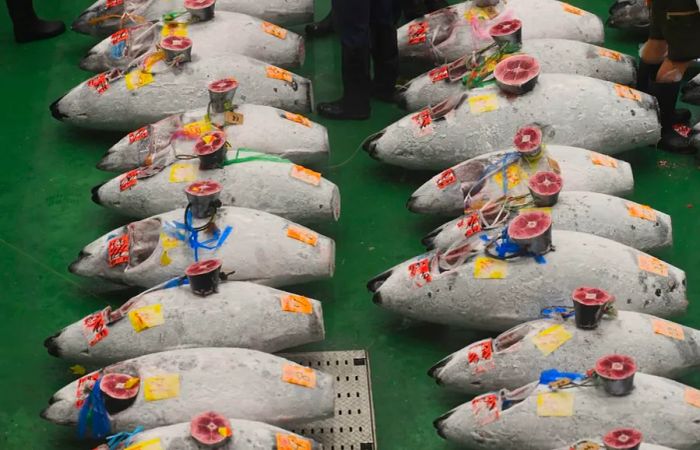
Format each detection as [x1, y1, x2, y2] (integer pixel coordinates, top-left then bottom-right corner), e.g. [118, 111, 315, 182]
[305, 9, 334, 38]
[401, 0, 428, 21]
[371, 26, 399, 103]
[638, 60, 690, 122]
[7, 0, 65, 43]
[317, 45, 371, 120]
[651, 81, 696, 154]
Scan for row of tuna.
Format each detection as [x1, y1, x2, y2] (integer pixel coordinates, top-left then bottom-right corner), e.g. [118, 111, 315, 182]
[43, 1, 341, 448]
[364, 1, 699, 448]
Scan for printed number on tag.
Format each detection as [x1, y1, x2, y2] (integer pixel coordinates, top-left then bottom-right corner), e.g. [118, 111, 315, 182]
[106, 0, 123, 8]
[637, 254, 668, 277]
[75, 373, 100, 408]
[537, 391, 574, 416]
[408, 21, 428, 45]
[598, 48, 622, 61]
[467, 340, 495, 373]
[287, 225, 318, 246]
[282, 364, 316, 388]
[290, 165, 321, 186]
[161, 22, 188, 37]
[111, 28, 129, 45]
[144, 374, 180, 401]
[129, 304, 165, 332]
[277, 433, 312, 450]
[169, 163, 198, 183]
[224, 111, 245, 125]
[124, 438, 163, 450]
[458, 213, 483, 238]
[88, 72, 110, 94]
[280, 294, 314, 314]
[266, 66, 293, 83]
[125, 69, 154, 91]
[590, 152, 618, 168]
[614, 84, 642, 102]
[120, 169, 139, 191]
[561, 2, 584, 15]
[473, 256, 507, 279]
[429, 66, 449, 83]
[627, 203, 657, 222]
[471, 393, 500, 426]
[408, 258, 433, 287]
[128, 126, 149, 144]
[82, 308, 111, 347]
[411, 109, 434, 137]
[284, 111, 311, 127]
[262, 21, 288, 39]
[469, 94, 498, 114]
[531, 324, 572, 355]
[652, 319, 685, 340]
[108, 234, 130, 267]
[436, 169, 457, 189]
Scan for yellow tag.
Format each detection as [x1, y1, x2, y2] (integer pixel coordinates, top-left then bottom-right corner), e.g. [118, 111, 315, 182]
[169, 163, 197, 183]
[561, 2, 584, 15]
[282, 364, 317, 388]
[182, 120, 211, 139]
[125, 438, 163, 450]
[124, 377, 140, 389]
[161, 22, 188, 37]
[70, 365, 87, 376]
[284, 111, 312, 127]
[469, 93, 499, 114]
[143, 51, 165, 72]
[637, 254, 668, 277]
[685, 388, 700, 408]
[280, 294, 314, 314]
[614, 84, 642, 102]
[537, 391, 575, 416]
[218, 427, 232, 437]
[626, 203, 657, 222]
[262, 21, 288, 39]
[652, 318, 685, 340]
[277, 433, 312, 450]
[531, 324, 573, 356]
[290, 165, 321, 186]
[491, 164, 524, 190]
[464, 6, 498, 20]
[590, 152, 618, 168]
[160, 233, 180, 251]
[520, 207, 552, 215]
[286, 225, 318, 246]
[473, 256, 508, 279]
[144, 374, 180, 401]
[267, 66, 293, 83]
[224, 111, 245, 125]
[129, 304, 165, 332]
[125, 69, 154, 91]
[598, 48, 623, 61]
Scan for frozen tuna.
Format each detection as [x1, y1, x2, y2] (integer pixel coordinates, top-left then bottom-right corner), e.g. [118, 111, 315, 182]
[68, 206, 334, 288]
[73, 0, 314, 37]
[682, 74, 700, 105]
[45, 279, 325, 366]
[607, 0, 650, 31]
[80, 12, 304, 72]
[364, 74, 661, 170]
[368, 230, 687, 331]
[40, 348, 335, 433]
[558, 430, 675, 450]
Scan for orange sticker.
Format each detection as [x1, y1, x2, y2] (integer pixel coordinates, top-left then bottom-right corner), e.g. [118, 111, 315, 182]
[128, 126, 149, 144]
[598, 48, 622, 61]
[276, 433, 312, 450]
[561, 2, 584, 14]
[627, 203, 657, 222]
[286, 225, 318, 246]
[284, 111, 311, 127]
[614, 84, 642, 102]
[111, 28, 129, 45]
[262, 21, 288, 39]
[685, 388, 700, 408]
[282, 364, 317, 388]
[266, 66, 293, 83]
[280, 294, 314, 315]
[120, 169, 140, 191]
[290, 165, 321, 186]
[637, 254, 668, 277]
[436, 169, 457, 189]
[652, 319, 685, 340]
[590, 152, 618, 168]
[108, 234, 130, 267]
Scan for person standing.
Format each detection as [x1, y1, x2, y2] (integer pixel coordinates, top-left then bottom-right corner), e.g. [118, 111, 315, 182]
[6, 0, 65, 43]
[636, 0, 700, 153]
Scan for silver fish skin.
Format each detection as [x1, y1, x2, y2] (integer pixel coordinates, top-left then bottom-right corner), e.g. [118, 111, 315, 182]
[73, 0, 314, 37]
[98, 104, 329, 172]
[422, 191, 672, 253]
[97, 418, 323, 449]
[80, 12, 305, 73]
[50, 54, 313, 131]
[429, 310, 700, 394]
[434, 373, 700, 449]
[364, 74, 660, 171]
[40, 348, 335, 431]
[369, 230, 687, 331]
[607, 0, 650, 31]
[68, 207, 335, 288]
[408, 146, 634, 216]
[44, 280, 325, 366]
[398, 0, 604, 73]
[397, 39, 637, 111]
[93, 151, 340, 224]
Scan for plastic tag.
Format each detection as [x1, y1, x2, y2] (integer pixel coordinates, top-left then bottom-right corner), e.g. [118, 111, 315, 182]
[82, 308, 111, 347]
[128, 126, 149, 144]
[429, 66, 449, 83]
[143, 51, 165, 72]
[87, 72, 110, 94]
[637, 254, 668, 277]
[473, 256, 507, 279]
[169, 163, 197, 183]
[614, 84, 642, 102]
[491, 164, 523, 190]
[144, 374, 180, 401]
[224, 111, 245, 125]
[284, 111, 312, 127]
[685, 388, 700, 408]
[70, 364, 87, 376]
[627, 203, 657, 221]
[218, 427, 232, 437]
[590, 152, 618, 168]
[408, 258, 432, 287]
[652, 318, 685, 340]
[262, 21, 288, 39]
[120, 169, 140, 191]
[106, 0, 123, 8]
[458, 213, 483, 238]
[411, 109, 434, 137]
[277, 433, 312, 450]
[467, 339, 495, 374]
[124, 438, 163, 450]
[129, 304, 165, 332]
[471, 393, 500, 426]
[75, 373, 100, 408]
[161, 22, 188, 37]
[531, 324, 572, 355]
[181, 120, 211, 139]
[537, 391, 574, 416]
[561, 2, 584, 15]
[282, 364, 317, 388]
[125, 69, 154, 91]
[108, 234, 130, 267]
[281, 294, 314, 314]
[469, 94, 498, 114]
[598, 48, 622, 61]
[408, 21, 428, 45]
[266, 66, 293, 83]
[436, 169, 457, 189]
[465, 6, 498, 20]
[287, 225, 318, 246]
[290, 165, 321, 186]
[111, 28, 129, 45]
[520, 207, 552, 215]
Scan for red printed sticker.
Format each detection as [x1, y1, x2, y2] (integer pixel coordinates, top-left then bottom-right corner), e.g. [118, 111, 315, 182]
[106, 0, 123, 8]
[120, 169, 139, 191]
[471, 393, 500, 426]
[408, 258, 432, 287]
[108, 234, 130, 267]
[87, 72, 110, 94]
[429, 65, 449, 83]
[128, 126, 149, 144]
[82, 308, 110, 347]
[408, 21, 428, 44]
[110, 28, 129, 45]
[467, 339, 495, 374]
[411, 109, 434, 137]
[457, 212, 482, 239]
[436, 169, 457, 189]
[75, 372, 100, 408]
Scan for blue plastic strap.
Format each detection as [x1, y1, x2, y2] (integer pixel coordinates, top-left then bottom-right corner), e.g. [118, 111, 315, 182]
[541, 307, 575, 319]
[539, 369, 586, 385]
[163, 209, 233, 261]
[162, 276, 189, 289]
[106, 426, 144, 450]
[77, 377, 111, 439]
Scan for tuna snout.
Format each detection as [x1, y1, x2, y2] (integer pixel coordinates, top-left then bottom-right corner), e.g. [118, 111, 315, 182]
[68, 250, 91, 274]
[44, 333, 62, 357]
[367, 269, 392, 293]
[50, 95, 68, 120]
[91, 182, 106, 205]
[362, 130, 385, 160]
[394, 85, 409, 110]
[421, 226, 443, 250]
[428, 354, 453, 381]
[433, 410, 455, 439]
[78, 51, 98, 72]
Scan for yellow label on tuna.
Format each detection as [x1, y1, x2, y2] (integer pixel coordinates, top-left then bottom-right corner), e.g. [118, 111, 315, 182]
[537, 391, 574, 416]
[144, 374, 180, 401]
[129, 304, 165, 332]
[532, 324, 573, 355]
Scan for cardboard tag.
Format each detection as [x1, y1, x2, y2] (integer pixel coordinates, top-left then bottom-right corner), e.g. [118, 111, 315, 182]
[458, 213, 483, 239]
[284, 111, 312, 127]
[286, 225, 318, 246]
[590, 152, 618, 168]
[469, 93, 498, 114]
[652, 319, 685, 340]
[561, 2, 584, 15]
[537, 391, 574, 416]
[531, 324, 572, 355]
[224, 111, 245, 125]
[125, 69, 154, 91]
[266, 66, 293, 83]
[627, 202, 657, 222]
[290, 165, 321, 186]
[87, 72, 110, 94]
[467, 339, 495, 373]
[598, 48, 622, 61]
[160, 22, 188, 37]
[181, 120, 211, 139]
[685, 388, 700, 408]
[75, 373, 100, 408]
[473, 256, 507, 279]
[408, 258, 433, 287]
[614, 84, 642, 102]
[169, 163, 197, 183]
[280, 294, 314, 315]
[637, 254, 668, 277]
[128, 126, 149, 144]
[429, 65, 449, 83]
[262, 21, 288, 39]
[82, 308, 110, 347]
[408, 21, 428, 45]
[128, 304, 165, 332]
[124, 438, 163, 450]
[277, 433, 312, 450]
[436, 169, 457, 189]
[108, 234, 130, 267]
[111, 28, 129, 45]
[491, 164, 523, 190]
[411, 109, 434, 137]
[144, 374, 180, 401]
[282, 364, 316, 388]
[471, 393, 500, 426]
[120, 169, 140, 191]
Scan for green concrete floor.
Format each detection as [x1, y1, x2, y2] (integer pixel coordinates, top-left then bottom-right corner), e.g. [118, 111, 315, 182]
[0, 0, 699, 448]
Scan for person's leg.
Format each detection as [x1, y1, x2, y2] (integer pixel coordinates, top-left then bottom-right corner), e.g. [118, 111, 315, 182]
[637, 39, 666, 93]
[652, 59, 694, 152]
[400, 0, 427, 21]
[6, 0, 65, 43]
[370, 0, 399, 102]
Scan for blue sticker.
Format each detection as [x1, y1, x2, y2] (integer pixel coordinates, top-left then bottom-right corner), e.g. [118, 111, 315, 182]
[110, 41, 127, 60]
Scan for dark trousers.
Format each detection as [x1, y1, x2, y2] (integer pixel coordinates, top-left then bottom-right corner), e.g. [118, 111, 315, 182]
[6, 0, 37, 25]
[332, 0, 396, 48]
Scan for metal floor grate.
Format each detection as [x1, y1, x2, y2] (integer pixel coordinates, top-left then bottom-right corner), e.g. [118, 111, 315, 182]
[282, 350, 377, 450]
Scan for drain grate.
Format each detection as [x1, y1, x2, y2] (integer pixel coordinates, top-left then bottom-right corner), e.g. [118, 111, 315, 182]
[282, 350, 377, 450]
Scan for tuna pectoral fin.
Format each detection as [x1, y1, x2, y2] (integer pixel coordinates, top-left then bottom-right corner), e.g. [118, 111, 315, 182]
[362, 130, 386, 159]
[50, 95, 68, 120]
[367, 269, 392, 293]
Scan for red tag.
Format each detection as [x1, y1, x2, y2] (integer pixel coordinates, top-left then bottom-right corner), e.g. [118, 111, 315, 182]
[457, 212, 482, 238]
[75, 373, 101, 408]
[436, 169, 457, 189]
[429, 65, 449, 83]
[408, 258, 432, 287]
[128, 126, 149, 144]
[408, 21, 428, 44]
[412, 109, 432, 129]
[110, 28, 129, 45]
[107, 234, 130, 267]
[467, 339, 495, 373]
[106, 0, 123, 8]
[471, 393, 500, 426]
[87, 72, 110, 94]
[673, 124, 692, 138]
[119, 169, 139, 191]
[82, 308, 110, 347]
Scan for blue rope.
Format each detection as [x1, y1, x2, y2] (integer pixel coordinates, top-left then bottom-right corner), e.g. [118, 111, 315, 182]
[163, 209, 232, 261]
[77, 377, 111, 439]
[539, 369, 586, 385]
[106, 426, 144, 450]
[541, 307, 575, 319]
